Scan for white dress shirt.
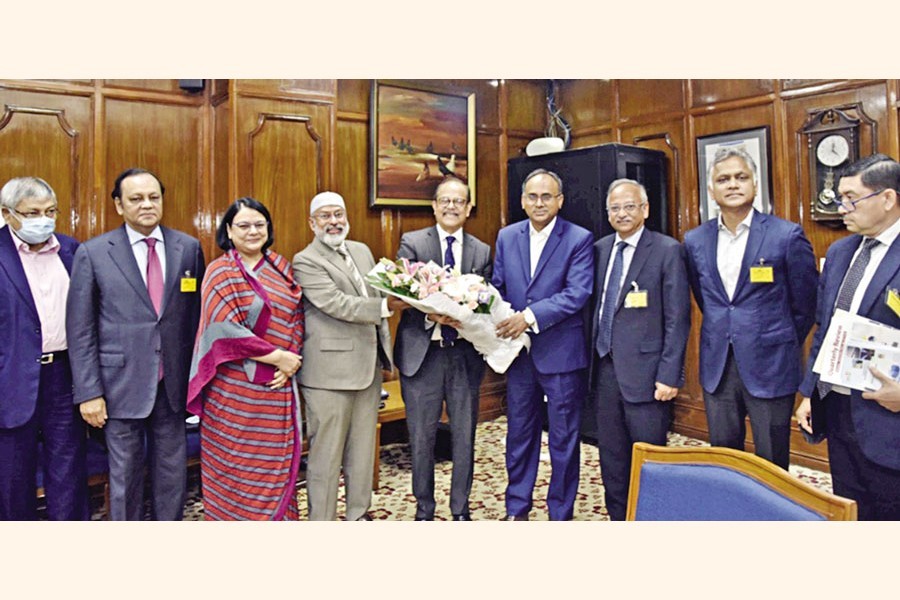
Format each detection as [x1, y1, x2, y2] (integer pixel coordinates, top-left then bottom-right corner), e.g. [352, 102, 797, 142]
[523, 216, 558, 333]
[844, 215, 900, 315]
[125, 224, 167, 285]
[716, 210, 754, 300]
[598, 226, 645, 316]
[428, 225, 465, 339]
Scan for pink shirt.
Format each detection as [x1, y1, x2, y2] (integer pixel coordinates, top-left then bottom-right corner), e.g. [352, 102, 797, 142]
[9, 227, 70, 352]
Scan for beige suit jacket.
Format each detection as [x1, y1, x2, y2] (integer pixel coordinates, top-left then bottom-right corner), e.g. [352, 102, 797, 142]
[293, 237, 392, 391]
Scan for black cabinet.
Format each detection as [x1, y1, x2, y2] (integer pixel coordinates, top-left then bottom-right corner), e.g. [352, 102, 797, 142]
[507, 143, 669, 239]
[507, 143, 669, 444]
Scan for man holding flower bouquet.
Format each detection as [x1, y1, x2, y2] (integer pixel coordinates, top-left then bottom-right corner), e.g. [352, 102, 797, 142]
[393, 176, 493, 521]
[493, 169, 594, 521]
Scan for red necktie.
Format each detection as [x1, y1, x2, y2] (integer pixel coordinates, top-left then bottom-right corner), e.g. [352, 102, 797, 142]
[144, 237, 164, 315]
[145, 237, 164, 380]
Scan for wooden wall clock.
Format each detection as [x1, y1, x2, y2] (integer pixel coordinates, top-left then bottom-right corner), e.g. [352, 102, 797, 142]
[800, 104, 877, 224]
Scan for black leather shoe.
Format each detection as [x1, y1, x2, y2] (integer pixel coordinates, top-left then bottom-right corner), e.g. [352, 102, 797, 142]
[414, 517, 433, 521]
[452, 514, 472, 521]
[356, 513, 373, 521]
[502, 513, 528, 521]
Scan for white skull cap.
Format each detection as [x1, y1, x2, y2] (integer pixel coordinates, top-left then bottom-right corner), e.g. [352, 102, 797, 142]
[310, 191, 346, 215]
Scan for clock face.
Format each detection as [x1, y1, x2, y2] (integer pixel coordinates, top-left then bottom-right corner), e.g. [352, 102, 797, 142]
[816, 134, 850, 167]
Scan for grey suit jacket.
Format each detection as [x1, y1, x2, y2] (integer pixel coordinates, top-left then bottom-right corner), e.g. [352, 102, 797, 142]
[66, 225, 206, 418]
[293, 237, 392, 391]
[589, 229, 691, 403]
[393, 226, 492, 378]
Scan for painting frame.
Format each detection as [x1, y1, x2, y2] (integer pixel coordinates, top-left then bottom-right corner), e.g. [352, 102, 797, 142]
[369, 80, 476, 208]
[696, 126, 772, 223]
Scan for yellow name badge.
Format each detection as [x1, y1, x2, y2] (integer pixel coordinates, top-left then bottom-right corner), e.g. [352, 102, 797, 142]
[181, 277, 197, 292]
[750, 266, 774, 283]
[625, 291, 648, 308]
[887, 288, 900, 318]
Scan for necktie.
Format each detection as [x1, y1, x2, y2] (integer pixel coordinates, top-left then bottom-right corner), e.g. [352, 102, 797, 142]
[595, 241, 627, 358]
[145, 238, 164, 315]
[818, 237, 880, 397]
[337, 246, 367, 297]
[145, 237, 164, 380]
[441, 236, 458, 344]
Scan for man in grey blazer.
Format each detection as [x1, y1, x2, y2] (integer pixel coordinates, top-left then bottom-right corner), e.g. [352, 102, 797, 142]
[393, 176, 492, 521]
[66, 168, 205, 520]
[293, 191, 398, 521]
[590, 179, 691, 521]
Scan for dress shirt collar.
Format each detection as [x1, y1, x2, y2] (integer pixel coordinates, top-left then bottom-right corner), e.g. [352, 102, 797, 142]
[614, 225, 645, 249]
[9, 225, 60, 254]
[717, 209, 754, 236]
[529, 216, 557, 240]
[125, 223, 163, 246]
[436, 224, 463, 243]
[871, 214, 900, 248]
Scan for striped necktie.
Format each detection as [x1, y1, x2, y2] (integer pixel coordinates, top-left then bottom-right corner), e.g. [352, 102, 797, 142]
[595, 241, 627, 358]
[337, 245, 367, 297]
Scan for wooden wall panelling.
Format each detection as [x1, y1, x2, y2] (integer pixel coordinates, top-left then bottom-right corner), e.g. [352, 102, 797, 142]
[783, 82, 890, 262]
[568, 130, 616, 149]
[234, 96, 333, 261]
[103, 97, 205, 242]
[558, 79, 613, 134]
[623, 119, 686, 239]
[234, 80, 337, 102]
[618, 79, 685, 124]
[690, 80, 775, 107]
[505, 80, 547, 133]
[470, 131, 503, 248]
[210, 94, 233, 261]
[0, 89, 92, 239]
[103, 80, 195, 95]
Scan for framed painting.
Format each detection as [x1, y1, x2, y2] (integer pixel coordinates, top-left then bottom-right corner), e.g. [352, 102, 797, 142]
[696, 126, 772, 223]
[369, 80, 476, 207]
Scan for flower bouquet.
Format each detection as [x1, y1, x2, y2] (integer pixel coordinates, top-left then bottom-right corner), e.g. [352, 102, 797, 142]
[366, 257, 530, 374]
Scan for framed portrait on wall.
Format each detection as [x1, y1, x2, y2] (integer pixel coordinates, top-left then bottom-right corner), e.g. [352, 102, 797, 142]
[369, 80, 476, 208]
[696, 126, 772, 223]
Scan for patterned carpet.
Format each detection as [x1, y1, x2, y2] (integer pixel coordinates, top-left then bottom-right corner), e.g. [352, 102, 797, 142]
[174, 415, 832, 521]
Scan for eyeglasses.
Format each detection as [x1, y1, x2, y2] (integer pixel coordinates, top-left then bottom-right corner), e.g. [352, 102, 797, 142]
[524, 193, 561, 204]
[838, 189, 886, 212]
[313, 210, 346, 223]
[232, 221, 268, 232]
[607, 203, 645, 215]
[436, 197, 468, 208]
[13, 207, 59, 219]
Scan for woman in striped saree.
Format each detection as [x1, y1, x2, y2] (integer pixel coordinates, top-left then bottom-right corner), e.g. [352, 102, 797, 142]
[187, 197, 304, 520]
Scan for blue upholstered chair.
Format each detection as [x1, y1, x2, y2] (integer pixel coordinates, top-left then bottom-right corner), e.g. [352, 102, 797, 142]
[625, 442, 857, 521]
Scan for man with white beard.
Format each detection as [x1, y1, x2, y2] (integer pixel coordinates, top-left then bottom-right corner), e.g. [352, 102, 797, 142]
[292, 191, 399, 520]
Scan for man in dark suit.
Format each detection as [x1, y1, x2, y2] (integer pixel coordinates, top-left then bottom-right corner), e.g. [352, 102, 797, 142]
[493, 168, 594, 521]
[0, 177, 88, 520]
[796, 153, 900, 520]
[67, 168, 205, 520]
[393, 176, 492, 521]
[684, 147, 818, 470]
[590, 179, 691, 521]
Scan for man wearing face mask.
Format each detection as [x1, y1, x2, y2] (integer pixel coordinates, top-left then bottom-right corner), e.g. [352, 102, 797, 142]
[0, 176, 89, 520]
[293, 191, 400, 520]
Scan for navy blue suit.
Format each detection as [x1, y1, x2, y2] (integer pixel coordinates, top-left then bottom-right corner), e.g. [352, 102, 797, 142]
[684, 211, 817, 468]
[589, 229, 691, 520]
[492, 217, 593, 520]
[0, 227, 88, 520]
[800, 232, 900, 518]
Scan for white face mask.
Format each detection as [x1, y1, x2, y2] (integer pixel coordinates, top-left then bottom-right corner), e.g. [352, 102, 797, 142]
[11, 213, 56, 245]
